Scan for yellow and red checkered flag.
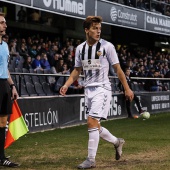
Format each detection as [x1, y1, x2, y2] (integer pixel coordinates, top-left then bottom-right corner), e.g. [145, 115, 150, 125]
[5, 100, 29, 149]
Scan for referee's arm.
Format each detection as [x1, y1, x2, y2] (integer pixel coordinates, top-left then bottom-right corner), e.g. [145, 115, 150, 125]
[7, 70, 19, 100]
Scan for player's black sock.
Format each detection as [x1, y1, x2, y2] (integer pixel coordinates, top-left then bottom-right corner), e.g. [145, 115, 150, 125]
[0, 127, 6, 160]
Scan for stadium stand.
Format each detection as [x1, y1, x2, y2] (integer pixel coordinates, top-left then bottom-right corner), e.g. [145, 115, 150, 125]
[34, 82, 46, 96]
[42, 82, 54, 96]
[25, 82, 38, 96]
[18, 83, 29, 97]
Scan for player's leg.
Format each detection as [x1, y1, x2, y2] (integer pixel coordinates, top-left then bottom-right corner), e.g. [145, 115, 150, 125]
[99, 125, 125, 160]
[77, 117, 99, 169]
[78, 87, 101, 169]
[98, 87, 125, 160]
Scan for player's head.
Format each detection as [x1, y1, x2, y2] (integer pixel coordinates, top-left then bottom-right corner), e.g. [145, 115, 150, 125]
[83, 16, 102, 29]
[83, 16, 102, 44]
[0, 12, 7, 37]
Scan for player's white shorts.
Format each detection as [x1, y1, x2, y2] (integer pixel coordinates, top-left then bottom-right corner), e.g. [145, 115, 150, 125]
[85, 85, 112, 120]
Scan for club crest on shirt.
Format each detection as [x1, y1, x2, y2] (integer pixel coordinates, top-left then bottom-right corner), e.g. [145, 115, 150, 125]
[96, 50, 102, 57]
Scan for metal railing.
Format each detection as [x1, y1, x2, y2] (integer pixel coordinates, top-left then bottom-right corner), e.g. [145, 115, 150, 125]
[11, 72, 170, 97]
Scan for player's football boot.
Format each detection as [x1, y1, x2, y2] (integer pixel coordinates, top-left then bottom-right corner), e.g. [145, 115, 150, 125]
[114, 138, 125, 160]
[77, 157, 96, 169]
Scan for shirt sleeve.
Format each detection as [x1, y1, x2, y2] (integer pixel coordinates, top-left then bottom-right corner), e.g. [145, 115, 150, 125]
[106, 42, 119, 66]
[74, 45, 82, 68]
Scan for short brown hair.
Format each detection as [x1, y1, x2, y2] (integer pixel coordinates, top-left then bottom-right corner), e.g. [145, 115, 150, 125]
[83, 16, 102, 29]
[0, 12, 5, 17]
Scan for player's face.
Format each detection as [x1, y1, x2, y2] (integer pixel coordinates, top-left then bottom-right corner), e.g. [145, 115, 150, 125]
[85, 22, 101, 44]
[0, 16, 7, 37]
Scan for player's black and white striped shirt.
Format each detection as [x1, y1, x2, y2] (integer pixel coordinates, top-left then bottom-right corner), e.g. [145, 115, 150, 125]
[75, 39, 119, 87]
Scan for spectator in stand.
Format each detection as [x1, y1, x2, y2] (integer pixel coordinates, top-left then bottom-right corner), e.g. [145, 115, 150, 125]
[36, 43, 42, 55]
[18, 38, 27, 49]
[132, 57, 138, 68]
[8, 39, 19, 57]
[65, 54, 74, 71]
[50, 58, 65, 91]
[39, 42, 48, 54]
[137, 0, 146, 10]
[164, 70, 170, 79]
[60, 47, 68, 59]
[71, 46, 76, 58]
[32, 37, 39, 46]
[62, 63, 70, 75]
[29, 10, 41, 23]
[124, 58, 133, 75]
[146, 67, 155, 77]
[17, 6, 27, 22]
[165, 5, 170, 16]
[117, 0, 125, 5]
[144, 70, 163, 91]
[155, 0, 165, 14]
[124, 0, 135, 7]
[40, 53, 51, 70]
[119, 54, 126, 69]
[53, 58, 64, 73]
[31, 54, 43, 71]
[23, 55, 32, 70]
[131, 65, 140, 82]
[66, 40, 74, 53]
[138, 64, 147, 83]
[8, 39, 21, 66]
[164, 64, 170, 75]
[147, 59, 155, 70]
[48, 45, 59, 66]
[18, 42, 29, 60]
[50, 53, 59, 67]
[118, 67, 145, 118]
[26, 36, 33, 51]
[28, 43, 37, 58]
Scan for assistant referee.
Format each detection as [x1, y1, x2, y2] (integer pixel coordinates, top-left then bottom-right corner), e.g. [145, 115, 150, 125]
[0, 12, 19, 167]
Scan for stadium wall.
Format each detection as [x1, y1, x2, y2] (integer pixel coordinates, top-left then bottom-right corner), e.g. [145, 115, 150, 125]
[17, 92, 170, 133]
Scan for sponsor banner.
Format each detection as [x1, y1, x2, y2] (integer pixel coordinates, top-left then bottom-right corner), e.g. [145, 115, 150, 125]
[146, 13, 170, 34]
[17, 94, 127, 132]
[33, 0, 95, 18]
[18, 98, 60, 132]
[5, 0, 31, 5]
[97, 1, 144, 29]
[131, 93, 170, 113]
[17, 92, 170, 133]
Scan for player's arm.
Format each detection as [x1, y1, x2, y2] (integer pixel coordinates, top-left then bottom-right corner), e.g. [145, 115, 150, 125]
[113, 64, 134, 101]
[60, 67, 82, 96]
[7, 70, 19, 100]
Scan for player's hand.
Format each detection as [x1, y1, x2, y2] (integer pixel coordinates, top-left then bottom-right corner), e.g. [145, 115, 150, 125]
[60, 85, 68, 96]
[125, 89, 134, 102]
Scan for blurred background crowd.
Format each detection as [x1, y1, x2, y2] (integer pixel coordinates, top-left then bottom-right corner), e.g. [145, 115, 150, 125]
[4, 33, 170, 95]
